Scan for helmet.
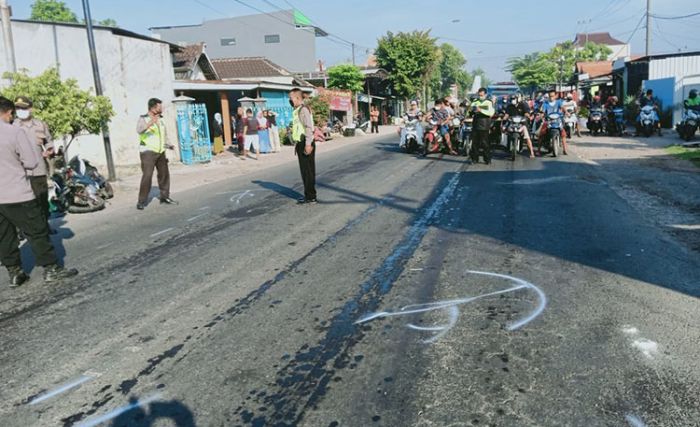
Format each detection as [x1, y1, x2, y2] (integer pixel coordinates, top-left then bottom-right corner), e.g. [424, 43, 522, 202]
[690, 90, 698, 99]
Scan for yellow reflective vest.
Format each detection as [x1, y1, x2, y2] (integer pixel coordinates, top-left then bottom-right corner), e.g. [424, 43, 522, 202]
[139, 115, 166, 154]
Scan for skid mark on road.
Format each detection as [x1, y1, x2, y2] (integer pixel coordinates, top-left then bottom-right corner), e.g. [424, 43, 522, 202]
[355, 271, 546, 343]
[230, 173, 462, 426]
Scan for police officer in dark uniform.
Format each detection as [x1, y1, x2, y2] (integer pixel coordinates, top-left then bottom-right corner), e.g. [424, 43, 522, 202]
[469, 88, 495, 164]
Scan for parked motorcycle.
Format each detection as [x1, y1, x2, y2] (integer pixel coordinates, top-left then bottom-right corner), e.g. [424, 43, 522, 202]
[588, 108, 605, 136]
[505, 116, 526, 161]
[607, 107, 625, 137]
[676, 108, 700, 141]
[544, 113, 563, 157]
[638, 105, 658, 137]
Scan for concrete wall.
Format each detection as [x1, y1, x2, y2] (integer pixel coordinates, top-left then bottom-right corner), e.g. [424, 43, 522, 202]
[152, 11, 317, 72]
[0, 21, 177, 168]
[649, 55, 700, 123]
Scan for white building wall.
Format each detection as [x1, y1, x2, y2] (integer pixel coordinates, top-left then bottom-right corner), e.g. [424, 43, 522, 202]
[607, 44, 630, 60]
[0, 21, 177, 168]
[649, 55, 700, 124]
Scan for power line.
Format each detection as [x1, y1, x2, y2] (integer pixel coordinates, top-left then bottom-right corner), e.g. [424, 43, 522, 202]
[651, 11, 700, 20]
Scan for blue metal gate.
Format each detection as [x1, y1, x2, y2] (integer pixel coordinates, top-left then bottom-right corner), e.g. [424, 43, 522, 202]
[261, 90, 293, 128]
[176, 103, 212, 165]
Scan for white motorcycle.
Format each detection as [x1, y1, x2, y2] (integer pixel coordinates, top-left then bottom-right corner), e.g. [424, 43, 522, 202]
[400, 119, 424, 154]
[676, 108, 700, 141]
[564, 106, 577, 139]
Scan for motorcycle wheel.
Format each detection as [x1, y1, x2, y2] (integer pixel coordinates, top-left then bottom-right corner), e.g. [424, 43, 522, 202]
[683, 126, 695, 142]
[68, 191, 106, 214]
[510, 135, 518, 161]
[643, 126, 652, 138]
[551, 132, 560, 157]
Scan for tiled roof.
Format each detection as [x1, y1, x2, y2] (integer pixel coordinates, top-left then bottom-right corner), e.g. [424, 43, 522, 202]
[211, 57, 291, 79]
[573, 32, 625, 46]
[576, 61, 613, 78]
[173, 43, 204, 69]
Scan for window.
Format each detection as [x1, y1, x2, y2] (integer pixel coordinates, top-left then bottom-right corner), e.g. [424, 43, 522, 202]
[264, 34, 280, 44]
[220, 37, 236, 46]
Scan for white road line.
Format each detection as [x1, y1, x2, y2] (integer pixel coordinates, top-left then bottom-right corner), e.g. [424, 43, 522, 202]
[625, 414, 647, 427]
[149, 228, 174, 238]
[186, 213, 208, 222]
[29, 375, 92, 405]
[77, 394, 161, 427]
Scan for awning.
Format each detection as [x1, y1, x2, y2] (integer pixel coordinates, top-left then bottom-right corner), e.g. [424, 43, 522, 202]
[173, 80, 314, 93]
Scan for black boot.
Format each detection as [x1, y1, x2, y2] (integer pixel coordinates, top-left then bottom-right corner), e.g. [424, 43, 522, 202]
[6, 266, 29, 288]
[43, 264, 79, 283]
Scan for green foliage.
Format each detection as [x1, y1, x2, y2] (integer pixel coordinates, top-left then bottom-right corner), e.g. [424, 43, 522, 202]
[624, 94, 638, 122]
[578, 106, 590, 119]
[305, 96, 330, 127]
[666, 145, 700, 167]
[375, 30, 440, 99]
[30, 0, 78, 23]
[98, 18, 118, 27]
[1, 69, 114, 149]
[327, 64, 364, 93]
[507, 53, 556, 90]
[430, 43, 472, 98]
[508, 41, 613, 89]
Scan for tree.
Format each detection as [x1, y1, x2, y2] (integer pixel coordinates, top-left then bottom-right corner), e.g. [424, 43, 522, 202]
[431, 43, 472, 98]
[507, 53, 556, 90]
[1, 69, 114, 152]
[30, 0, 78, 23]
[470, 67, 491, 89]
[508, 41, 612, 90]
[98, 18, 118, 27]
[327, 64, 364, 93]
[306, 96, 330, 127]
[375, 30, 440, 101]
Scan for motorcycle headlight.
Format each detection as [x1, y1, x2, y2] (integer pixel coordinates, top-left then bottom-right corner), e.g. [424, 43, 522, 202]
[688, 120, 696, 126]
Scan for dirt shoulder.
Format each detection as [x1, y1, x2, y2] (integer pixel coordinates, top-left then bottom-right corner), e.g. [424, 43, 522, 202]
[571, 133, 700, 252]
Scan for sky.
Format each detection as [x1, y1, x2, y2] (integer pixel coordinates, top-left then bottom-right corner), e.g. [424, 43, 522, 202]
[11, 0, 700, 81]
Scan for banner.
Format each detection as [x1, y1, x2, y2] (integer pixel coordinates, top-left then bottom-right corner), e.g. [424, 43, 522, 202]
[318, 88, 352, 111]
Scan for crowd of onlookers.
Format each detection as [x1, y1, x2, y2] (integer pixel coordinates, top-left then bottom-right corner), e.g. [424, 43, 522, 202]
[211, 107, 282, 160]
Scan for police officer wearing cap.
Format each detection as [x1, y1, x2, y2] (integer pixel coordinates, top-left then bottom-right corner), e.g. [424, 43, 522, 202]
[13, 96, 54, 226]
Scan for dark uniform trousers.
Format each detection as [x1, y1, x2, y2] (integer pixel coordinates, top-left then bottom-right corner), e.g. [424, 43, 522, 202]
[0, 199, 57, 268]
[472, 129, 491, 162]
[295, 136, 317, 201]
[138, 151, 170, 204]
[29, 175, 50, 221]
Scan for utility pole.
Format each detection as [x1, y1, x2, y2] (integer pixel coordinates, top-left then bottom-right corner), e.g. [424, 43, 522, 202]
[81, 0, 116, 181]
[0, 0, 16, 74]
[645, 0, 652, 56]
[351, 43, 356, 66]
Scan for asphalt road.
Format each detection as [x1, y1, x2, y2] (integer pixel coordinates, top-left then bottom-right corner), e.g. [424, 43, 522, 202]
[1, 133, 698, 427]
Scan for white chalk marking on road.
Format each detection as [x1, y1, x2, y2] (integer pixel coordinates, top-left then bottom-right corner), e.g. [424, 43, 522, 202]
[29, 375, 92, 405]
[632, 339, 658, 359]
[230, 190, 255, 204]
[507, 176, 572, 185]
[186, 213, 208, 222]
[577, 155, 600, 166]
[355, 271, 546, 342]
[149, 228, 174, 238]
[76, 394, 161, 427]
[621, 326, 639, 335]
[198, 206, 211, 211]
[409, 268, 423, 271]
[625, 414, 647, 427]
[96, 242, 114, 250]
[667, 224, 700, 230]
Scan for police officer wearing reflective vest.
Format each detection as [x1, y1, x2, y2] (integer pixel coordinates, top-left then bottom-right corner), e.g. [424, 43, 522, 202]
[136, 98, 177, 210]
[289, 88, 317, 204]
[469, 87, 496, 164]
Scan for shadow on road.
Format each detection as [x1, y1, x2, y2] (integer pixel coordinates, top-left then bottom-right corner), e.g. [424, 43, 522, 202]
[252, 180, 303, 201]
[110, 397, 196, 427]
[20, 214, 75, 274]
